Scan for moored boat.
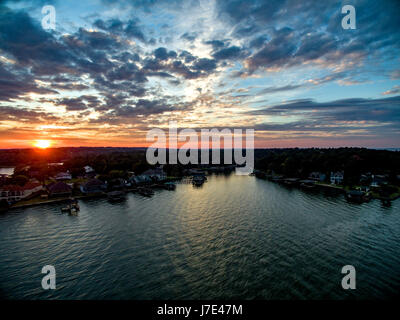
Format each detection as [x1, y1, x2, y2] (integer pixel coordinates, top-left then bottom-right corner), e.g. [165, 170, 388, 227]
[107, 190, 126, 202]
[192, 175, 205, 186]
[137, 187, 154, 197]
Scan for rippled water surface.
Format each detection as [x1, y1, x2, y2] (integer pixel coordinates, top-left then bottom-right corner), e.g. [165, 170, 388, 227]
[0, 174, 399, 299]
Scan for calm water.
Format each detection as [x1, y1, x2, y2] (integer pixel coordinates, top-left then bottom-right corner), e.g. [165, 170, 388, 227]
[0, 174, 399, 300]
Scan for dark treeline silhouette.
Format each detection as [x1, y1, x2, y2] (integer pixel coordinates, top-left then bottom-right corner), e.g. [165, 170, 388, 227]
[254, 148, 400, 185]
[0, 147, 399, 186]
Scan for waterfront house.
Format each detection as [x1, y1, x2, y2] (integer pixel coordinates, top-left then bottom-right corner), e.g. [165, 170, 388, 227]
[55, 171, 72, 181]
[84, 166, 94, 174]
[0, 181, 43, 203]
[141, 168, 167, 182]
[309, 172, 326, 182]
[370, 175, 388, 188]
[80, 178, 106, 194]
[330, 171, 344, 185]
[21, 181, 43, 198]
[130, 175, 151, 185]
[47, 182, 72, 197]
[84, 165, 96, 178]
[359, 185, 370, 193]
[0, 185, 24, 203]
[108, 178, 126, 191]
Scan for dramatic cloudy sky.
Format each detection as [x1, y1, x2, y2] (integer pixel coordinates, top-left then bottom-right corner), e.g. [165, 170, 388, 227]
[0, 0, 399, 148]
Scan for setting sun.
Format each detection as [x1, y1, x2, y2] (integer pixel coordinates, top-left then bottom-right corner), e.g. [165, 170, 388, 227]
[34, 140, 52, 149]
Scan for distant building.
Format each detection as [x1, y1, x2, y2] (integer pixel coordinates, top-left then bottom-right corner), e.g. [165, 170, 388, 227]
[370, 175, 388, 188]
[48, 162, 64, 167]
[80, 178, 106, 194]
[55, 171, 72, 181]
[309, 172, 326, 182]
[330, 171, 344, 185]
[47, 182, 72, 197]
[360, 173, 372, 183]
[83, 165, 96, 178]
[84, 166, 95, 174]
[130, 175, 152, 185]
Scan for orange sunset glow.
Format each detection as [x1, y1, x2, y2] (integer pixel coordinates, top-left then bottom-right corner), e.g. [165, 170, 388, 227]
[33, 140, 52, 149]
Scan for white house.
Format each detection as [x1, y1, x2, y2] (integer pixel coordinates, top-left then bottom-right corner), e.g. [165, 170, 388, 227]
[55, 171, 72, 181]
[330, 171, 344, 185]
[0, 181, 43, 203]
[84, 166, 95, 174]
[309, 172, 326, 182]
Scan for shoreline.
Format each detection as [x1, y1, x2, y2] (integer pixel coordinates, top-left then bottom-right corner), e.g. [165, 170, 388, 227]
[255, 173, 400, 202]
[7, 175, 400, 212]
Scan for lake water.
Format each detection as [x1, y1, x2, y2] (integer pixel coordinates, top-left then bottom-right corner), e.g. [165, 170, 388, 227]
[0, 174, 399, 299]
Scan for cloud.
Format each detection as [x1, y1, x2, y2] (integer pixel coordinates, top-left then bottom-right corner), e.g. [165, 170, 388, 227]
[382, 85, 400, 96]
[0, 0, 399, 147]
[249, 96, 400, 124]
[212, 46, 243, 60]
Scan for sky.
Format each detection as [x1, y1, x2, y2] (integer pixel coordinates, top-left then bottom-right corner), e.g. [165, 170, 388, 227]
[0, 0, 399, 148]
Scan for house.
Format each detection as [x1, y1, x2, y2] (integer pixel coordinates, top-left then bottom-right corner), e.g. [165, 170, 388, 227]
[140, 168, 167, 182]
[308, 172, 326, 182]
[359, 185, 370, 193]
[80, 178, 106, 194]
[330, 171, 344, 185]
[83, 165, 96, 178]
[360, 173, 372, 184]
[370, 175, 388, 188]
[130, 174, 152, 185]
[0, 185, 24, 203]
[55, 171, 72, 181]
[0, 181, 43, 203]
[108, 178, 127, 191]
[84, 166, 94, 173]
[21, 181, 43, 198]
[47, 182, 72, 197]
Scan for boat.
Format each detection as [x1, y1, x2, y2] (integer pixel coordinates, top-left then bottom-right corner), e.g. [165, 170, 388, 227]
[137, 187, 154, 197]
[107, 191, 126, 202]
[283, 178, 299, 186]
[299, 180, 316, 189]
[61, 206, 70, 213]
[68, 207, 79, 216]
[163, 182, 176, 190]
[345, 190, 370, 203]
[61, 205, 79, 215]
[60, 198, 80, 214]
[192, 175, 205, 186]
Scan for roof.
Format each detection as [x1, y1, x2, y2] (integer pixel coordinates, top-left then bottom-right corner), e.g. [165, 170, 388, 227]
[0, 181, 42, 192]
[0, 185, 24, 192]
[84, 165, 94, 172]
[142, 168, 165, 176]
[22, 181, 42, 191]
[48, 182, 72, 194]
